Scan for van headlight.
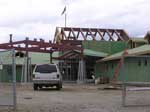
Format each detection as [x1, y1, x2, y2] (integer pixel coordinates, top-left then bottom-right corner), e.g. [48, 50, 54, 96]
[57, 74, 60, 78]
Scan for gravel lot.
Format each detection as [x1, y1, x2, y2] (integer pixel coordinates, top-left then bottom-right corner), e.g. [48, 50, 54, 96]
[0, 84, 150, 112]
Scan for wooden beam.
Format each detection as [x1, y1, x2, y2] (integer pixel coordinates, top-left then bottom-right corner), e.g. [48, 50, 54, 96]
[106, 29, 115, 41]
[80, 28, 86, 40]
[68, 30, 71, 39]
[114, 30, 123, 41]
[97, 29, 104, 40]
[61, 28, 68, 40]
[71, 28, 77, 40]
[58, 27, 130, 41]
[89, 28, 96, 40]
[77, 31, 80, 39]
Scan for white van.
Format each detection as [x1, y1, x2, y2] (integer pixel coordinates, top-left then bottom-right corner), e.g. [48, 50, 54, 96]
[32, 64, 62, 90]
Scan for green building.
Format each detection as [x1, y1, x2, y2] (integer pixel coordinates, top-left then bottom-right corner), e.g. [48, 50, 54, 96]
[0, 52, 58, 82]
[95, 32, 150, 83]
[95, 45, 150, 83]
[57, 40, 128, 82]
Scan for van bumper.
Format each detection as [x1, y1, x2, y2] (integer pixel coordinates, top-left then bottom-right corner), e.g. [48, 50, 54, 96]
[33, 79, 61, 85]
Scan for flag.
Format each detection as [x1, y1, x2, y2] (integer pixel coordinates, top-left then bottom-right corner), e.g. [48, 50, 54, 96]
[61, 6, 66, 15]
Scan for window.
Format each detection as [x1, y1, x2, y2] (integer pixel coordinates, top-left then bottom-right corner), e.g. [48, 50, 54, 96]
[106, 64, 109, 70]
[112, 64, 114, 69]
[144, 60, 148, 66]
[35, 64, 57, 73]
[138, 60, 141, 66]
[15, 52, 25, 58]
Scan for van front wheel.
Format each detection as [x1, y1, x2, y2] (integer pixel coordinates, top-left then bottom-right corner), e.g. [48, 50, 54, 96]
[56, 84, 62, 90]
[33, 84, 38, 90]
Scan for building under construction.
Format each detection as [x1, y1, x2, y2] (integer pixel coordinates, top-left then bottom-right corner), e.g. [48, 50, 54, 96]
[0, 27, 150, 83]
[53, 27, 130, 83]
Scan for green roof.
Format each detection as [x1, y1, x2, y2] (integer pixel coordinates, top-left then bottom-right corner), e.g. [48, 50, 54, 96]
[83, 49, 108, 57]
[99, 45, 150, 62]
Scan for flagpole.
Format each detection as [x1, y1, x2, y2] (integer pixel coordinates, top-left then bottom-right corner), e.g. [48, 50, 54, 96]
[61, 5, 67, 27]
[65, 13, 67, 27]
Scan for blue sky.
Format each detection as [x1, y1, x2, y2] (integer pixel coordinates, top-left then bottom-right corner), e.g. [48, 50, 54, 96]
[0, 0, 150, 43]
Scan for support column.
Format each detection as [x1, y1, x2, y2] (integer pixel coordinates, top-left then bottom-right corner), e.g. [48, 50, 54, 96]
[50, 52, 53, 64]
[24, 57, 28, 83]
[77, 59, 86, 84]
[28, 57, 32, 82]
[25, 37, 29, 83]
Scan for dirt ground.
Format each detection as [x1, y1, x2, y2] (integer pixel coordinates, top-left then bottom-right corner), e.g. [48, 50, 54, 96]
[1, 84, 150, 112]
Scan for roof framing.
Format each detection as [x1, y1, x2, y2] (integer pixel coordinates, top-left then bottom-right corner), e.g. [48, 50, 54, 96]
[0, 35, 83, 54]
[54, 27, 130, 43]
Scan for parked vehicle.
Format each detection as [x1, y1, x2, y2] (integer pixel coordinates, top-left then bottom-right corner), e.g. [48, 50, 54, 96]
[33, 64, 62, 90]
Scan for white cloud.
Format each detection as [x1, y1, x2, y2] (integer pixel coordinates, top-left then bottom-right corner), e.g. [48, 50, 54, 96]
[0, 0, 149, 43]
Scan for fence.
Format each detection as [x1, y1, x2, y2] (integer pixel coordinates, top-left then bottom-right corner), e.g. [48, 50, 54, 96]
[0, 50, 16, 109]
[121, 55, 150, 106]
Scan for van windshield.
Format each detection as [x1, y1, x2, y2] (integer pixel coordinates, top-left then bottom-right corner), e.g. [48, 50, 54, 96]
[35, 64, 57, 73]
